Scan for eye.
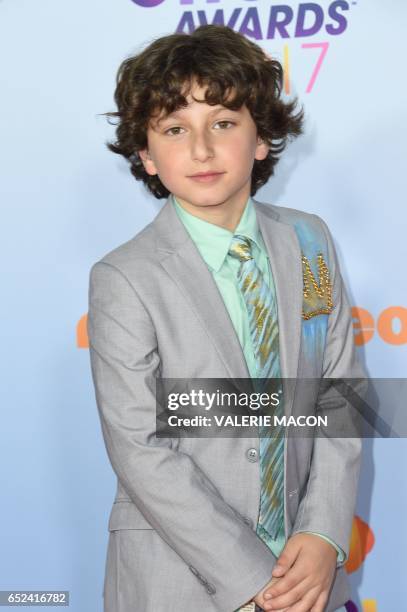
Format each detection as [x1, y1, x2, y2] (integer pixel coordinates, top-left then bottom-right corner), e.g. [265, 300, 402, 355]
[214, 121, 235, 129]
[164, 126, 185, 136]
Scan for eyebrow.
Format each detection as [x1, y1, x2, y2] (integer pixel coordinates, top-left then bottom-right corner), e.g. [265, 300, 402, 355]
[157, 106, 235, 125]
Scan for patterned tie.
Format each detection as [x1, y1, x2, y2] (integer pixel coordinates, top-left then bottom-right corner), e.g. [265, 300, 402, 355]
[228, 234, 284, 541]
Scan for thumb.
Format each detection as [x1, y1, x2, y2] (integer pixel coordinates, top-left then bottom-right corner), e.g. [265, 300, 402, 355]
[272, 541, 299, 577]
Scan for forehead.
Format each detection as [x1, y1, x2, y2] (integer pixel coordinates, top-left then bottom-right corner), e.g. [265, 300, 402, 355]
[156, 104, 237, 123]
[149, 79, 244, 126]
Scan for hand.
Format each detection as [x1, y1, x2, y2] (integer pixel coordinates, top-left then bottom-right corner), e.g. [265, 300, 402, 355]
[261, 533, 337, 611]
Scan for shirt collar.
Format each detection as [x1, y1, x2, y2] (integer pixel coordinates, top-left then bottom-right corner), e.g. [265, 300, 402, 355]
[171, 193, 265, 272]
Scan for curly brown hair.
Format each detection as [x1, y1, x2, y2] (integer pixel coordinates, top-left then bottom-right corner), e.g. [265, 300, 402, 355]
[104, 25, 304, 199]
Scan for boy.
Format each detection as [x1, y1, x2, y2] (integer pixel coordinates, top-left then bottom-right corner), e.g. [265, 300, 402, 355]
[87, 25, 364, 612]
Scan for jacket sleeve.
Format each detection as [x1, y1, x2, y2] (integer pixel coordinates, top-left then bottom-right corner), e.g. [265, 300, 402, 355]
[290, 215, 367, 565]
[87, 260, 276, 612]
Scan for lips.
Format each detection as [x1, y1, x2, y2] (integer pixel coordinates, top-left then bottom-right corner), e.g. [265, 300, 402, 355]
[187, 172, 225, 183]
[188, 172, 224, 177]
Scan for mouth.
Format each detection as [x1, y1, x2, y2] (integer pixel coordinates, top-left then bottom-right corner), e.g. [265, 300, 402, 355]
[187, 171, 226, 183]
[188, 171, 224, 177]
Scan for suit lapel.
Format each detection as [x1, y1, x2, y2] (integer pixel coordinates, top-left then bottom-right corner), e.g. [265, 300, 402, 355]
[153, 198, 250, 394]
[152, 196, 302, 403]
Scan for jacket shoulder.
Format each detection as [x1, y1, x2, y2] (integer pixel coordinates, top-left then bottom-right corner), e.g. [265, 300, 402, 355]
[254, 200, 330, 252]
[90, 220, 157, 276]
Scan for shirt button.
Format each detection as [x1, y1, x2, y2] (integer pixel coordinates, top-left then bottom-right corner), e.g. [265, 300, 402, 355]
[246, 448, 258, 462]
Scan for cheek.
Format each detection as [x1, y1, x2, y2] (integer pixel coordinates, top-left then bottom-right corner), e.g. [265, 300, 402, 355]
[225, 131, 257, 158]
[151, 148, 187, 190]
[153, 146, 184, 175]
[227, 141, 257, 169]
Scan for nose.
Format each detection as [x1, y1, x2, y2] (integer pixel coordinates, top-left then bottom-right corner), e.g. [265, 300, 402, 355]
[190, 130, 215, 162]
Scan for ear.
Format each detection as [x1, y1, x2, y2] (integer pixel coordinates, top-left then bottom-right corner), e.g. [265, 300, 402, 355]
[254, 137, 270, 161]
[138, 148, 158, 176]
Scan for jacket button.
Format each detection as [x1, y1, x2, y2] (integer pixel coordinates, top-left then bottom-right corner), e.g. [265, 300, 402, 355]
[246, 448, 258, 462]
[206, 583, 216, 595]
[243, 517, 254, 528]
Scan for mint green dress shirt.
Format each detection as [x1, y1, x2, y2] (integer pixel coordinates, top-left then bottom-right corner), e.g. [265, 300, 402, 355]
[171, 193, 347, 570]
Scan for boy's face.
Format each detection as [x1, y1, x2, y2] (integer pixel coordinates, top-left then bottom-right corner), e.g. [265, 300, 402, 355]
[139, 80, 269, 218]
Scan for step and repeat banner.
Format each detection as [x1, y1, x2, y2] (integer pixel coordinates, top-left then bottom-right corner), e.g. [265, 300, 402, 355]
[1, 1, 406, 610]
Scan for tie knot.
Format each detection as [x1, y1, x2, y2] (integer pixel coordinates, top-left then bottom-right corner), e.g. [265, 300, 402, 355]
[228, 235, 253, 262]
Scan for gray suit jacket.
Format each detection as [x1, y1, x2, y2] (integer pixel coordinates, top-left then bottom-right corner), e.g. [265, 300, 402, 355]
[87, 196, 365, 612]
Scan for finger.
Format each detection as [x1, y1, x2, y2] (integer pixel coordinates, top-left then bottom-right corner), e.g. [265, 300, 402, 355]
[261, 603, 290, 612]
[272, 563, 287, 577]
[272, 545, 301, 577]
[264, 565, 309, 599]
[262, 576, 310, 611]
[273, 585, 321, 612]
[309, 589, 328, 612]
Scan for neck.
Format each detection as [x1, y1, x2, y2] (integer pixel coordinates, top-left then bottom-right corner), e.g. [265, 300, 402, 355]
[174, 187, 250, 232]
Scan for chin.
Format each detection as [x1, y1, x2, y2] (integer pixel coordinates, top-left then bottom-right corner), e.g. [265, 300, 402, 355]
[177, 193, 226, 208]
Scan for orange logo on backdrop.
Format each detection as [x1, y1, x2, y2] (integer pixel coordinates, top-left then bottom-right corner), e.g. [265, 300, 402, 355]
[346, 515, 375, 574]
[77, 308, 407, 348]
[353, 306, 407, 346]
[77, 314, 88, 348]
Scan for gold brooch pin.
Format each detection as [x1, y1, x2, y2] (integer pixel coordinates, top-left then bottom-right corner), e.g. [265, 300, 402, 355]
[302, 252, 333, 320]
